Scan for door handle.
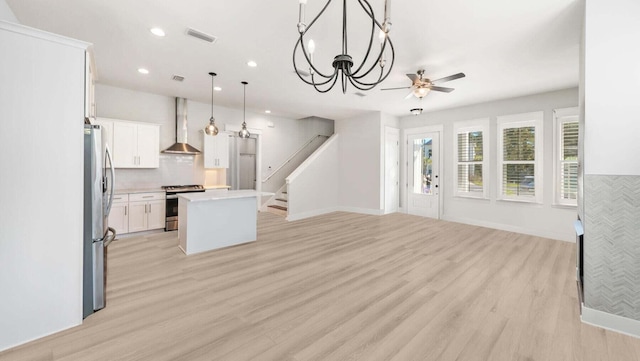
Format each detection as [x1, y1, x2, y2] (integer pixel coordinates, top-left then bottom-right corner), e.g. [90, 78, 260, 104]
[124, 205, 127, 216]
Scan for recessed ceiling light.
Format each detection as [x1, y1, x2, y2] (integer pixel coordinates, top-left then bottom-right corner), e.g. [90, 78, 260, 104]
[265, 110, 271, 114]
[247, 61, 257, 67]
[150, 27, 165, 37]
[213, 86, 222, 91]
[138, 68, 149, 74]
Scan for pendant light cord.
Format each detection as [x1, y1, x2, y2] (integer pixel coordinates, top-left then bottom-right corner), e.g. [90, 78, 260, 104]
[210, 76, 214, 119]
[243, 83, 246, 124]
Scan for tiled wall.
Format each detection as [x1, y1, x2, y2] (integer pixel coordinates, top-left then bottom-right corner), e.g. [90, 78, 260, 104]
[115, 154, 205, 189]
[583, 175, 640, 320]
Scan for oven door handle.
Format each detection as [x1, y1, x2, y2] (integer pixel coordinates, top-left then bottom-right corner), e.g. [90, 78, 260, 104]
[166, 194, 178, 199]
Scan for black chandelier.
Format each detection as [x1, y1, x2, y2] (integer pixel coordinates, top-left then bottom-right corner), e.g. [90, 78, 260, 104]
[293, 0, 395, 94]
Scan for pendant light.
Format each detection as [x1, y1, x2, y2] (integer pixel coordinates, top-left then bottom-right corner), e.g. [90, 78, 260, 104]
[238, 81, 250, 139]
[204, 72, 219, 136]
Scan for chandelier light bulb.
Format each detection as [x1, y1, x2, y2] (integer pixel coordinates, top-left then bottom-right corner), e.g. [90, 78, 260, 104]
[308, 39, 315, 54]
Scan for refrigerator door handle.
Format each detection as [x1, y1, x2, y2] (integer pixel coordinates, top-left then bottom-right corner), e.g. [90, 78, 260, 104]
[104, 227, 117, 247]
[105, 144, 115, 217]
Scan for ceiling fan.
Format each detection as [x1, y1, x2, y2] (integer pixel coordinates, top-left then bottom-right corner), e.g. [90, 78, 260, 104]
[381, 69, 466, 99]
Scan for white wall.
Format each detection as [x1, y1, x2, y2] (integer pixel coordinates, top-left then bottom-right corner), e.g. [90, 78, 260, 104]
[336, 112, 384, 213]
[96, 84, 333, 189]
[583, 0, 640, 176]
[0, 0, 17, 22]
[287, 135, 340, 220]
[0, 22, 86, 351]
[401, 88, 579, 241]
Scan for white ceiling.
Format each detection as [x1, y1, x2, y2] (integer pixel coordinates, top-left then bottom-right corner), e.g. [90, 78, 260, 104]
[6, 0, 581, 120]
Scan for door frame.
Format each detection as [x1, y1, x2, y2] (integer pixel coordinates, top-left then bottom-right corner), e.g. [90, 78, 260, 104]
[384, 126, 400, 214]
[404, 125, 444, 219]
[224, 125, 262, 209]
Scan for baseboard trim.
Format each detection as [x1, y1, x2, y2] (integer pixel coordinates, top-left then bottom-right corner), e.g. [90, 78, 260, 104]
[582, 306, 640, 339]
[287, 207, 341, 221]
[287, 206, 383, 221]
[441, 214, 573, 242]
[338, 207, 384, 216]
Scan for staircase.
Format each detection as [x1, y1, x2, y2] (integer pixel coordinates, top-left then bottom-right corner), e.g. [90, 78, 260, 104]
[266, 185, 288, 216]
[261, 134, 330, 218]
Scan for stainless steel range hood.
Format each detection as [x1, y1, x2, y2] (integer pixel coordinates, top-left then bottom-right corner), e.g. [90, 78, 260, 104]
[162, 98, 201, 155]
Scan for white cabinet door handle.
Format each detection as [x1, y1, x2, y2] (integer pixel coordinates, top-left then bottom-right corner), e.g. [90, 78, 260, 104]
[125, 206, 127, 216]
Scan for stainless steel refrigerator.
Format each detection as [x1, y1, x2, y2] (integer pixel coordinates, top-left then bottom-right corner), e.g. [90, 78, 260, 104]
[83, 124, 116, 318]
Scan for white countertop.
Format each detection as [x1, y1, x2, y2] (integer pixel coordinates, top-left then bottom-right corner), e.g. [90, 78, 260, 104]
[114, 188, 164, 195]
[205, 185, 231, 190]
[179, 190, 259, 202]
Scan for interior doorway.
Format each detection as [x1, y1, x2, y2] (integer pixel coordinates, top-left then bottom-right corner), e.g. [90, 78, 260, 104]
[406, 129, 441, 219]
[227, 136, 257, 190]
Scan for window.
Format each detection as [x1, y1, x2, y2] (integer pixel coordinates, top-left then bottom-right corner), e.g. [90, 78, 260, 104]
[497, 112, 543, 203]
[554, 107, 579, 206]
[453, 119, 489, 198]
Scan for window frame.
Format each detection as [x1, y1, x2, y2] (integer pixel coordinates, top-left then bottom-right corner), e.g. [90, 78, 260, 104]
[553, 107, 579, 207]
[453, 118, 490, 199]
[496, 111, 544, 203]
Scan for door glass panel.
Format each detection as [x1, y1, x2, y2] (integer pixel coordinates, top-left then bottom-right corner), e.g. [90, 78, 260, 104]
[412, 138, 433, 195]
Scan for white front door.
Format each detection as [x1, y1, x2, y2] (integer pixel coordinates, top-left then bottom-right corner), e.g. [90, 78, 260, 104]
[384, 127, 400, 213]
[407, 132, 440, 218]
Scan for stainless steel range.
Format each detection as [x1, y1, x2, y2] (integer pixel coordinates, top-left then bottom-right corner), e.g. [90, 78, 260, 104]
[162, 185, 205, 231]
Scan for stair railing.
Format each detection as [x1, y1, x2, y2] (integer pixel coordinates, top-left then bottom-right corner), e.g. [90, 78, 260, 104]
[262, 134, 330, 183]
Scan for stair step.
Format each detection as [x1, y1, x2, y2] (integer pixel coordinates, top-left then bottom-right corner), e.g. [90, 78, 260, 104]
[268, 205, 288, 211]
[276, 198, 288, 203]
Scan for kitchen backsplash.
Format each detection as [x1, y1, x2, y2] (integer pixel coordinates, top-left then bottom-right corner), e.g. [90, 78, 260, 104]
[115, 154, 206, 189]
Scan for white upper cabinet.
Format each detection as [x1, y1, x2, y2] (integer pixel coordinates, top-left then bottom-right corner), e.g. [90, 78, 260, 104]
[93, 118, 113, 156]
[136, 124, 160, 168]
[84, 51, 97, 119]
[204, 133, 229, 168]
[109, 120, 160, 168]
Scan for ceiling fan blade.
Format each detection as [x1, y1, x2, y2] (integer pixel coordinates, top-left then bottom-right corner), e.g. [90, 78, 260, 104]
[404, 91, 415, 99]
[406, 74, 418, 82]
[432, 72, 465, 84]
[381, 86, 412, 91]
[429, 86, 455, 93]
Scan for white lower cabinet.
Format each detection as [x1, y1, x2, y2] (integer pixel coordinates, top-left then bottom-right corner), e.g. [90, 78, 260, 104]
[109, 192, 165, 235]
[109, 194, 129, 235]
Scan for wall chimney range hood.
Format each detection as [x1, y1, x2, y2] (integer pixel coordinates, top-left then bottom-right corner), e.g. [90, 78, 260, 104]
[163, 98, 201, 155]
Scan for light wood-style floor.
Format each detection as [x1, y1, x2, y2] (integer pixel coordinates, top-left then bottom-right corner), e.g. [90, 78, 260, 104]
[3, 212, 640, 361]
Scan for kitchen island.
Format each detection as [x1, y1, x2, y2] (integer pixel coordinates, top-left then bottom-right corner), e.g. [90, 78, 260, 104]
[178, 190, 258, 255]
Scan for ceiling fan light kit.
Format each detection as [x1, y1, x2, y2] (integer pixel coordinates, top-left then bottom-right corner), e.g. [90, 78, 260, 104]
[293, 0, 395, 94]
[382, 69, 465, 99]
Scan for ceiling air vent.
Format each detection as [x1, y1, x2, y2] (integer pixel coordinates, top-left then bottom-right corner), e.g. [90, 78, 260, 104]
[172, 75, 185, 82]
[354, 92, 367, 97]
[186, 28, 217, 43]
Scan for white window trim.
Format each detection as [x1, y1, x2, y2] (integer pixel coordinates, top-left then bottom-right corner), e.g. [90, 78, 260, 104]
[496, 111, 544, 203]
[453, 118, 490, 199]
[553, 107, 579, 207]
